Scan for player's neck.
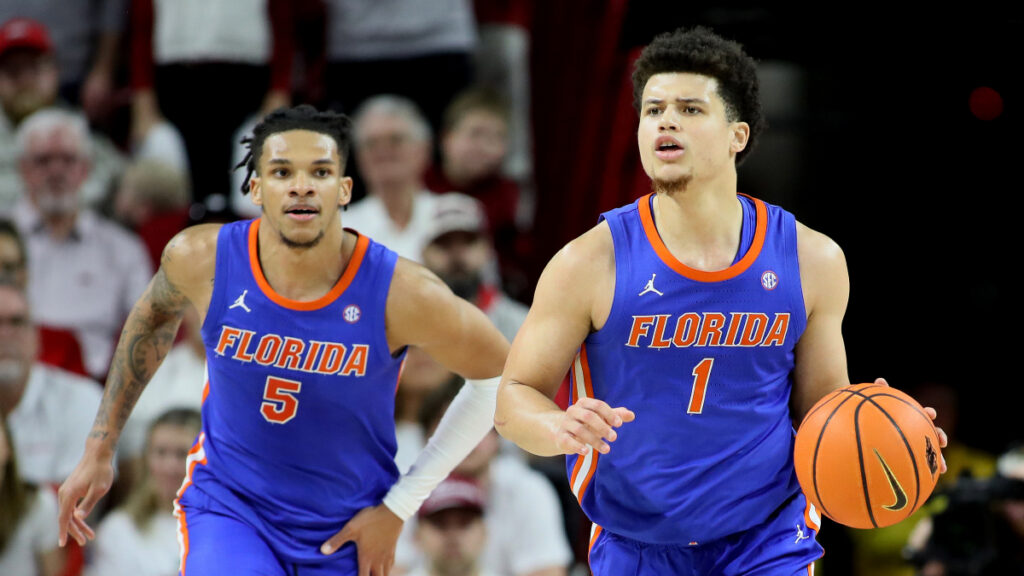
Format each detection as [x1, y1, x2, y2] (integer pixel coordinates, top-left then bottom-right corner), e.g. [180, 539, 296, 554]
[653, 183, 744, 272]
[257, 223, 351, 301]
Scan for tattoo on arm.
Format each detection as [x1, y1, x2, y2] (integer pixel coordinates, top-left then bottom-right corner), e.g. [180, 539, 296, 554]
[91, 265, 190, 444]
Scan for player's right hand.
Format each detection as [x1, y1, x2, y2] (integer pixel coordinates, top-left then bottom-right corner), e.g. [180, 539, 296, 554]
[57, 452, 115, 547]
[555, 398, 635, 456]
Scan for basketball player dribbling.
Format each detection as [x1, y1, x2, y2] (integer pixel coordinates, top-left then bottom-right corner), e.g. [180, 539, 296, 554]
[494, 27, 948, 575]
[56, 105, 510, 576]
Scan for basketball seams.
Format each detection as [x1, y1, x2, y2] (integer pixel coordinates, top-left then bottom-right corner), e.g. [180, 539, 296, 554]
[809, 391, 865, 523]
[852, 398, 878, 528]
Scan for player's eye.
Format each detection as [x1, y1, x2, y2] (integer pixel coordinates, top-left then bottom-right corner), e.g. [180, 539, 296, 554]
[273, 168, 290, 177]
[684, 106, 702, 115]
[314, 168, 331, 177]
[646, 107, 662, 116]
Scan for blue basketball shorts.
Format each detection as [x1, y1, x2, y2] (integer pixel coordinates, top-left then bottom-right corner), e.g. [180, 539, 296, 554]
[588, 491, 824, 576]
[175, 486, 359, 576]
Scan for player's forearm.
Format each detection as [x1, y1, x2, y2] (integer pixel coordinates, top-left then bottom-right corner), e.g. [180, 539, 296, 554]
[494, 379, 566, 457]
[383, 376, 500, 520]
[87, 271, 187, 452]
[88, 312, 182, 452]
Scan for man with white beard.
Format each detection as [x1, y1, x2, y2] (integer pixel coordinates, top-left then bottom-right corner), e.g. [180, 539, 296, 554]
[0, 282, 101, 486]
[3, 108, 151, 381]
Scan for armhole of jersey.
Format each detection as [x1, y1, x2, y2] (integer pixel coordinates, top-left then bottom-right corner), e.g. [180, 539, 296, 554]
[369, 242, 405, 365]
[201, 223, 233, 340]
[786, 211, 809, 335]
[587, 208, 631, 344]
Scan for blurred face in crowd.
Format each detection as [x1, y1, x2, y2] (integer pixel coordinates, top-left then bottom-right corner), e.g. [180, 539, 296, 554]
[416, 507, 487, 576]
[422, 231, 492, 302]
[250, 129, 351, 249]
[146, 421, 198, 506]
[0, 231, 27, 290]
[19, 124, 90, 217]
[0, 285, 35, 392]
[355, 112, 430, 193]
[442, 110, 508, 186]
[112, 177, 148, 227]
[0, 48, 58, 124]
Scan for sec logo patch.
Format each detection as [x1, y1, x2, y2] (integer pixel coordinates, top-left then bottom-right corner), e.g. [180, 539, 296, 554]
[343, 305, 361, 323]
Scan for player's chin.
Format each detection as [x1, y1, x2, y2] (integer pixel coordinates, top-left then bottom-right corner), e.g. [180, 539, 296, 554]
[280, 228, 325, 249]
[652, 172, 692, 194]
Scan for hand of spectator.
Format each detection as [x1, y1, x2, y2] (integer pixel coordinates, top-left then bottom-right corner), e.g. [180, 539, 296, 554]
[556, 397, 635, 456]
[260, 89, 292, 117]
[81, 65, 114, 121]
[131, 89, 164, 144]
[56, 448, 115, 547]
[321, 503, 403, 576]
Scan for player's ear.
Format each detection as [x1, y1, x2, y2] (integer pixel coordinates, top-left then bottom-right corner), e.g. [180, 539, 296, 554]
[338, 176, 353, 207]
[250, 176, 263, 206]
[730, 122, 750, 154]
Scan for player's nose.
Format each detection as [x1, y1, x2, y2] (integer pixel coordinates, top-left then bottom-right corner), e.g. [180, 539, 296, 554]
[289, 172, 315, 196]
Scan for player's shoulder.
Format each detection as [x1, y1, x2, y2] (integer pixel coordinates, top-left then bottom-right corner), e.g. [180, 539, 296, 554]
[545, 220, 614, 280]
[161, 223, 223, 269]
[795, 220, 846, 273]
[389, 255, 449, 300]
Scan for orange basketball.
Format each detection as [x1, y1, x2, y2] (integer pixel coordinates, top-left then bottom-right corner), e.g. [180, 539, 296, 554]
[793, 383, 942, 529]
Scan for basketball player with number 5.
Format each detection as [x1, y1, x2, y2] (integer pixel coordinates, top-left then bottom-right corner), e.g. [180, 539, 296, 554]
[56, 106, 509, 576]
[494, 27, 948, 575]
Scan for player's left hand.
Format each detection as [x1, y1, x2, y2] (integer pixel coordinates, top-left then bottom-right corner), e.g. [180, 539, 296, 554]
[321, 503, 403, 576]
[874, 377, 949, 474]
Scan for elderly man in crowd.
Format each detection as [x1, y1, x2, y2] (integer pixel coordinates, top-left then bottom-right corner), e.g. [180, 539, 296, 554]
[3, 108, 150, 381]
[344, 94, 438, 262]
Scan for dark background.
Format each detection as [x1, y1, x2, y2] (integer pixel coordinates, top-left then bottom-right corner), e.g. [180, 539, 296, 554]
[525, 2, 1021, 456]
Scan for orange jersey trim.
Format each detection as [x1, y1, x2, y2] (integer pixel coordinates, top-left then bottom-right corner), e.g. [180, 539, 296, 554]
[637, 193, 768, 282]
[588, 523, 603, 565]
[247, 219, 368, 311]
[174, 433, 208, 576]
[569, 344, 599, 503]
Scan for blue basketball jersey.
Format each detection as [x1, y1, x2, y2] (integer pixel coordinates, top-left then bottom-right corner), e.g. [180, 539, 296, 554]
[567, 193, 811, 545]
[177, 218, 406, 566]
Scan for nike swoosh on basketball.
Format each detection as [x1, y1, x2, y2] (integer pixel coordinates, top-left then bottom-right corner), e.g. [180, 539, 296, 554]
[873, 449, 908, 511]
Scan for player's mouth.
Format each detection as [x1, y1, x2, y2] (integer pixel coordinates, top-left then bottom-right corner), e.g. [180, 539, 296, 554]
[284, 205, 320, 221]
[654, 136, 685, 161]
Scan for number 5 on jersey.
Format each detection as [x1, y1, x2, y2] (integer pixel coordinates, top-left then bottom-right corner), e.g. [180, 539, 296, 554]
[262, 376, 301, 423]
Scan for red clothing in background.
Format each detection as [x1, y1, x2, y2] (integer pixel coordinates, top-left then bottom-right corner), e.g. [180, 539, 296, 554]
[37, 326, 89, 379]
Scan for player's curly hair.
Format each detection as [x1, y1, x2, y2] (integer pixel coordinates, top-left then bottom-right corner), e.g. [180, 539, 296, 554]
[235, 104, 353, 194]
[632, 26, 764, 165]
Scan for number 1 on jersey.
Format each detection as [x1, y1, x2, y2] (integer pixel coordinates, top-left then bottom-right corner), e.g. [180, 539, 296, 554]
[262, 376, 301, 424]
[688, 358, 713, 414]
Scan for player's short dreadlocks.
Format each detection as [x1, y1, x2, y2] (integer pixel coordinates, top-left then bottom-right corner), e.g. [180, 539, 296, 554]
[632, 26, 765, 165]
[235, 104, 353, 194]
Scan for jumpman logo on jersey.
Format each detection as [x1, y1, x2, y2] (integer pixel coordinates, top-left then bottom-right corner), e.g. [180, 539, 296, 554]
[794, 523, 809, 543]
[229, 290, 252, 313]
[638, 273, 664, 297]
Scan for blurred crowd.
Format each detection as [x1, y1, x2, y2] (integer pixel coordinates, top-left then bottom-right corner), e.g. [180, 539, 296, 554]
[0, 2, 1021, 576]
